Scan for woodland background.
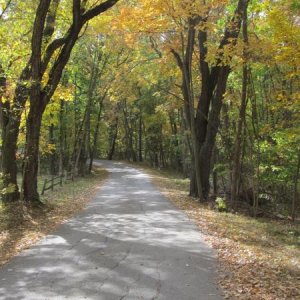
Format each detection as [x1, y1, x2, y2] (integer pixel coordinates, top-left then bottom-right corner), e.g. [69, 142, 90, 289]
[0, 0, 299, 220]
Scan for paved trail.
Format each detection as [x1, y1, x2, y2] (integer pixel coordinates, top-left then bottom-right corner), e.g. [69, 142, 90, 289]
[0, 161, 223, 300]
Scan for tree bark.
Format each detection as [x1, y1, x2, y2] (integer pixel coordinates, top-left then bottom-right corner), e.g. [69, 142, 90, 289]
[23, 99, 46, 204]
[58, 100, 65, 175]
[0, 65, 20, 202]
[0, 63, 31, 201]
[108, 119, 118, 161]
[138, 114, 143, 162]
[89, 98, 104, 172]
[231, 10, 249, 206]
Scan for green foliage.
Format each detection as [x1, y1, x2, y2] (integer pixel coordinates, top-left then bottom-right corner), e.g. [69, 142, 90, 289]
[215, 197, 227, 212]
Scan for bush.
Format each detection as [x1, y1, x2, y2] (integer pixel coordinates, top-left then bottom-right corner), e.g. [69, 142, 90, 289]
[215, 197, 227, 212]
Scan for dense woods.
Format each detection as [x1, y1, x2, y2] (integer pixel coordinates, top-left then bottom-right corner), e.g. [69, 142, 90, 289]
[0, 0, 299, 220]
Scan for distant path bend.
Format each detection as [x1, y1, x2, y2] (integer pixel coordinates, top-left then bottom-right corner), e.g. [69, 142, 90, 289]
[0, 160, 223, 300]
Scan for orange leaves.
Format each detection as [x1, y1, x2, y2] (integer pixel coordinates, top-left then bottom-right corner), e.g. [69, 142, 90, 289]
[114, 2, 170, 36]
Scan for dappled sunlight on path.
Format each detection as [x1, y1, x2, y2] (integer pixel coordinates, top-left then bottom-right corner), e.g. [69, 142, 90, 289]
[0, 161, 222, 300]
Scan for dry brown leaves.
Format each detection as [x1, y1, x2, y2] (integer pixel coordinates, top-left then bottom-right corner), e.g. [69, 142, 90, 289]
[0, 169, 108, 267]
[142, 167, 300, 300]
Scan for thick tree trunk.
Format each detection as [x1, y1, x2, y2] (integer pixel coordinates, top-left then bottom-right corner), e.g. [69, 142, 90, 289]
[22, 0, 52, 203]
[1, 120, 21, 202]
[0, 64, 30, 202]
[0, 16, 20, 202]
[189, 170, 198, 197]
[0, 0, 61, 202]
[22, 100, 45, 204]
[199, 67, 231, 198]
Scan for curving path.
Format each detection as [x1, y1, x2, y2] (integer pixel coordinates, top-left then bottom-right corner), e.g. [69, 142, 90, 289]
[0, 160, 223, 300]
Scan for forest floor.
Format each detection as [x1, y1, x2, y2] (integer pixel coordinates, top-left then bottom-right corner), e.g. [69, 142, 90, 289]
[0, 168, 108, 267]
[135, 164, 300, 300]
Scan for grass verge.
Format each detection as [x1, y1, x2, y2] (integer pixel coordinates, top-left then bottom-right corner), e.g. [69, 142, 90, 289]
[137, 164, 300, 300]
[0, 168, 108, 267]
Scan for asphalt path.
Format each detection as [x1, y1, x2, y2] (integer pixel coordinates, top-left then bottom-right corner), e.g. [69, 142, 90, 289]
[0, 160, 223, 300]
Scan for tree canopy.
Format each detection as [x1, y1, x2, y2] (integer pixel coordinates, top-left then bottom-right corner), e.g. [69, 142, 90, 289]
[0, 0, 299, 220]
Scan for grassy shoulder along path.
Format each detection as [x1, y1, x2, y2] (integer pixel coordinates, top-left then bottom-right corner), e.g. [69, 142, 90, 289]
[136, 164, 300, 300]
[0, 168, 108, 267]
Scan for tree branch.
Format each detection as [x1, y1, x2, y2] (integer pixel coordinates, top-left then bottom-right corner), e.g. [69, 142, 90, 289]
[43, 0, 60, 41]
[0, 0, 12, 19]
[82, 0, 119, 23]
[170, 49, 183, 71]
[73, 0, 81, 28]
[41, 37, 66, 74]
[31, 0, 51, 80]
[210, 0, 249, 85]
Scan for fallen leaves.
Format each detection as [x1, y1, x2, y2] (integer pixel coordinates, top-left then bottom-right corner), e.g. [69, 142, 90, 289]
[141, 165, 300, 300]
[0, 168, 108, 267]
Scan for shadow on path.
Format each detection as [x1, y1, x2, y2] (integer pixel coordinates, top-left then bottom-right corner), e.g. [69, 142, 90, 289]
[0, 161, 223, 300]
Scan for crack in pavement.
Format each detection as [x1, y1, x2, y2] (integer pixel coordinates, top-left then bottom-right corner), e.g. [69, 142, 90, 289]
[151, 263, 162, 300]
[97, 247, 132, 291]
[118, 272, 142, 300]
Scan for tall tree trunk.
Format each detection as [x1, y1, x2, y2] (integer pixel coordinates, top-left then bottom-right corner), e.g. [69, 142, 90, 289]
[0, 64, 30, 202]
[171, 19, 204, 200]
[0, 0, 60, 202]
[138, 114, 143, 162]
[59, 100, 65, 175]
[22, 0, 52, 203]
[231, 11, 249, 206]
[89, 99, 104, 172]
[22, 98, 46, 204]
[108, 119, 118, 160]
[0, 65, 20, 202]
[198, 67, 231, 198]
[195, 0, 249, 199]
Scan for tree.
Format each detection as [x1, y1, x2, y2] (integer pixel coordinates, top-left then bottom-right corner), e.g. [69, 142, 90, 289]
[0, 0, 37, 202]
[169, 0, 250, 199]
[19, 0, 119, 204]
